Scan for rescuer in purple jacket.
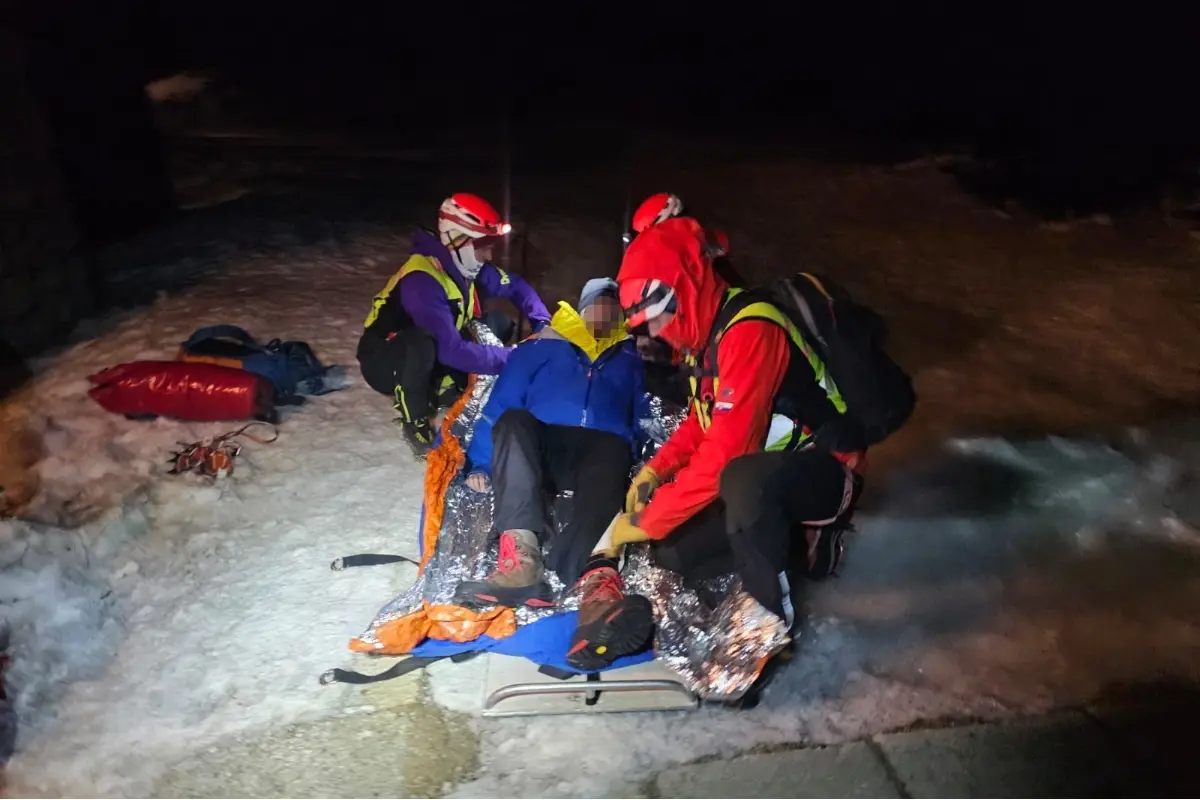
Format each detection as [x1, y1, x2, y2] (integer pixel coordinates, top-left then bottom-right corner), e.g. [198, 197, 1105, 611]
[357, 193, 551, 458]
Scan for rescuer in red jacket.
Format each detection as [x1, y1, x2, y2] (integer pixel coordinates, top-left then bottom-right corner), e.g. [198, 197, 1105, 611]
[624, 192, 734, 407]
[608, 216, 865, 633]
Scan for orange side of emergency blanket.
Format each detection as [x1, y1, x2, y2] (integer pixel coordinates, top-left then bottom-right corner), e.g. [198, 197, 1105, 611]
[349, 601, 516, 654]
[348, 374, 517, 655]
[419, 376, 474, 568]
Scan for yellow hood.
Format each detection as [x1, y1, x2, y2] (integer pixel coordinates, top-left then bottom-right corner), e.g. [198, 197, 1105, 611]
[544, 301, 629, 362]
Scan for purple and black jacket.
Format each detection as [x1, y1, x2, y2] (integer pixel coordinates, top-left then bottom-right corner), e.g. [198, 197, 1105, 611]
[370, 229, 551, 375]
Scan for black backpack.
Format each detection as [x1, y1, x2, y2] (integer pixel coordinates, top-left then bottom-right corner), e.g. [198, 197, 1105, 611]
[766, 273, 915, 452]
[179, 325, 338, 402]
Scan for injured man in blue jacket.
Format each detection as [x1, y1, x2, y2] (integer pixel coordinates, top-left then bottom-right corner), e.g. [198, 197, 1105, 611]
[455, 278, 658, 670]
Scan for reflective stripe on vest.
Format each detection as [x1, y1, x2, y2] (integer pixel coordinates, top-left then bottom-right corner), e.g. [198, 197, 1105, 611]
[363, 254, 479, 331]
[686, 292, 847, 451]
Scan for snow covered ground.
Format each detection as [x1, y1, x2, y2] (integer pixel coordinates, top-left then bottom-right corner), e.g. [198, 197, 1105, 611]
[1, 208, 435, 795]
[2, 149, 1200, 797]
[453, 432, 1200, 797]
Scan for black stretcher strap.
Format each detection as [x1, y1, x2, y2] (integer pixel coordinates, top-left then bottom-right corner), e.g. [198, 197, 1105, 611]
[320, 656, 442, 685]
[320, 650, 482, 686]
[330, 553, 419, 571]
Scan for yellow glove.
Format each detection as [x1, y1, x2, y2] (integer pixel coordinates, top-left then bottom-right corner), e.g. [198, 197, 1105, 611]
[611, 512, 651, 549]
[625, 466, 659, 514]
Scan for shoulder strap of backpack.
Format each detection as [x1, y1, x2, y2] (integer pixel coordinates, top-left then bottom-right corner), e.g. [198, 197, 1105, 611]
[693, 288, 747, 380]
[182, 325, 266, 353]
[716, 286, 848, 414]
[696, 287, 819, 384]
[714, 289, 810, 359]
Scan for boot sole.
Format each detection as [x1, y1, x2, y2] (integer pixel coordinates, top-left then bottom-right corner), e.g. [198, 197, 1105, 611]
[566, 594, 655, 672]
[453, 579, 556, 609]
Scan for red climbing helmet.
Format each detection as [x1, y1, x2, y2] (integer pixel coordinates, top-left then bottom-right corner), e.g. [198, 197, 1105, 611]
[631, 192, 684, 234]
[626, 192, 728, 258]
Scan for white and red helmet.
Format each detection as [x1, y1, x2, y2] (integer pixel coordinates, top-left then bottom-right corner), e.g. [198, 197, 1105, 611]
[437, 192, 512, 279]
[619, 278, 677, 333]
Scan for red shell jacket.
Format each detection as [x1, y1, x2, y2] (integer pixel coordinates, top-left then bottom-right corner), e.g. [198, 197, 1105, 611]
[642, 321, 790, 537]
[617, 218, 793, 539]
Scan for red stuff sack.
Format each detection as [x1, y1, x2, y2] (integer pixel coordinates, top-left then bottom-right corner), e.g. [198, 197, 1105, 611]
[87, 360, 277, 422]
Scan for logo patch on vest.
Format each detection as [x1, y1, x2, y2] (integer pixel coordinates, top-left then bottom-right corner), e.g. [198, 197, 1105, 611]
[714, 385, 735, 414]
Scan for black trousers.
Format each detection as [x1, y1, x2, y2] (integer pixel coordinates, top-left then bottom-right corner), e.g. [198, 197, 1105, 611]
[491, 409, 634, 584]
[652, 449, 861, 621]
[356, 311, 514, 422]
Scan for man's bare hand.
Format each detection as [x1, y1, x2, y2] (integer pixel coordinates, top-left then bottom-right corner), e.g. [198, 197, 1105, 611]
[466, 472, 491, 493]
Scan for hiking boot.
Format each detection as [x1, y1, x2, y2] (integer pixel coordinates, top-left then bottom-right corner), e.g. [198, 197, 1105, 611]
[397, 418, 435, 460]
[566, 564, 654, 671]
[454, 529, 555, 609]
[802, 523, 847, 580]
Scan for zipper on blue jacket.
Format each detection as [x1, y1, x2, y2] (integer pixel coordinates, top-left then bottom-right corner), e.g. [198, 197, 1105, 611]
[581, 366, 593, 426]
[576, 341, 626, 429]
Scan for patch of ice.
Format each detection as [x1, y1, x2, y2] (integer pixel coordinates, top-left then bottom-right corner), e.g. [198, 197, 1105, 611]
[0, 554, 121, 734]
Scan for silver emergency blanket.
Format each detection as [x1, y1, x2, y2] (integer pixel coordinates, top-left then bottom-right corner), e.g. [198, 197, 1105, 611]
[355, 321, 790, 702]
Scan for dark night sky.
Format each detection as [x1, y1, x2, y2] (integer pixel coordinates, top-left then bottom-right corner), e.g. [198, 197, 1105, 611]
[12, 2, 1195, 143]
[200, 7, 1191, 176]
[8, 1, 1200, 221]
